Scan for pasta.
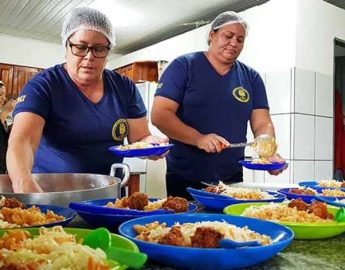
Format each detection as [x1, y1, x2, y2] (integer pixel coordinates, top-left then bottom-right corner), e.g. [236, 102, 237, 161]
[204, 181, 274, 200]
[0, 226, 113, 270]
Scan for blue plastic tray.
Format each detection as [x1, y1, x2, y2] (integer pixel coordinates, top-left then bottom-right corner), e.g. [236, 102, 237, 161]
[108, 144, 174, 157]
[188, 190, 286, 211]
[239, 160, 288, 171]
[118, 213, 294, 270]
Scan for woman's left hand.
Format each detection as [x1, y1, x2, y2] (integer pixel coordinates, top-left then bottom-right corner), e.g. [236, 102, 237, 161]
[141, 135, 169, 160]
[267, 153, 287, 175]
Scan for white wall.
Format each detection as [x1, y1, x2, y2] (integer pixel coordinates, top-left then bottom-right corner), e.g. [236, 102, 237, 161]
[295, 0, 345, 75]
[0, 34, 65, 68]
[0, 34, 121, 69]
[109, 0, 298, 73]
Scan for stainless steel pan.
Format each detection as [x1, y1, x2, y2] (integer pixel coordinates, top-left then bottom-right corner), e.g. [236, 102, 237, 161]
[0, 163, 129, 207]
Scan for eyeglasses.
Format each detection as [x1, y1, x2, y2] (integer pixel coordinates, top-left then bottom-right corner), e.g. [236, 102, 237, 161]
[67, 39, 110, 58]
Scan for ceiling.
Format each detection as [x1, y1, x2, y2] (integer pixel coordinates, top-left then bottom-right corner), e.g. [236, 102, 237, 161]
[0, 0, 268, 55]
[324, 0, 345, 10]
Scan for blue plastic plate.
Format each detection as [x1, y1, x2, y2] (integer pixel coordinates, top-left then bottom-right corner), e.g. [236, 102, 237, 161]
[239, 160, 288, 171]
[0, 204, 76, 229]
[74, 209, 138, 231]
[315, 195, 345, 207]
[108, 144, 174, 157]
[278, 188, 318, 204]
[188, 189, 286, 211]
[118, 213, 294, 270]
[69, 198, 197, 215]
[299, 181, 345, 192]
[187, 187, 236, 199]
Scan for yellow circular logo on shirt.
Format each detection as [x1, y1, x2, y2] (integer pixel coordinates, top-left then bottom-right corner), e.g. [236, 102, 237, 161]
[232, 87, 250, 103]
[112, 119, 128, 141]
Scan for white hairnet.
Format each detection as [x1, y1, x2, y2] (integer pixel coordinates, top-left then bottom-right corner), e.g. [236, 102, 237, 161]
[210, 11, 247, 33]
[61, 7, 116, 48]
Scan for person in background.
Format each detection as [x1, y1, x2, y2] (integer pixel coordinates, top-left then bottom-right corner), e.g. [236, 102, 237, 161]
[7, 7, 167, 193]
[151, 11, 286, 199]
[0, 81, 16, 174]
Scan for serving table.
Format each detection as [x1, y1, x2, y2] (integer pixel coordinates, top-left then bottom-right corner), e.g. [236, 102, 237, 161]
[68, 207, 344, 270]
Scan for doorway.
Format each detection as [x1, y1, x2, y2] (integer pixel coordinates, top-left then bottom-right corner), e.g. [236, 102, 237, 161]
[334, 38, 345, 180]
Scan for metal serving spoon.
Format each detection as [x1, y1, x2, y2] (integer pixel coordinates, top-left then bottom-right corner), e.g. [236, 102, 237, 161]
[83, 227, 148, 269]
[224, 134, 277, 158]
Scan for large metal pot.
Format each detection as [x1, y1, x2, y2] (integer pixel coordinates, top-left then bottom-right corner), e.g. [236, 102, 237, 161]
[0, 163, 129, 207]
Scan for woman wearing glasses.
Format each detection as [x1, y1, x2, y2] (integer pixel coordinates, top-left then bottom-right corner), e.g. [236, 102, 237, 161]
[7, 7, 167, 193]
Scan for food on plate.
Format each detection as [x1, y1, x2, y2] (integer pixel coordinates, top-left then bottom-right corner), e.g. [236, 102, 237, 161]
[117, 142, 168, 150]
[288, 187, 317, 195]
[321, 189, 345, 197]
[0, 226, 114, 270]
[253, 135, 277, 159]
[133, 220, 272, 247]
[241, 199, 334, 223]
[250, 158, 272, 164]
[204, 181, 274, 200]
[318, 179, 345, 188]
[0, 196, 65, 229]
[106, 192, 189, 213]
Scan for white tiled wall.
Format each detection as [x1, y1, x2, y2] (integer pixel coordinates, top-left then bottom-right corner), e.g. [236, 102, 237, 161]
[270, 114, 291, 159]
[292, 160, 315, 183]
[265, 70, 292, 114]
[294, 68, 315, 115]
[315, 73, 333, 117]
[253, 67, 334, 185]
[315, 117, 333, 160]
[314, 160, 333, 180]
[293, 114, 315, 159]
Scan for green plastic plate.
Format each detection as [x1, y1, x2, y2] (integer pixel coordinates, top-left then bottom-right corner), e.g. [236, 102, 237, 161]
[224, 202, 345, 239]
[0, 227, 139, 270]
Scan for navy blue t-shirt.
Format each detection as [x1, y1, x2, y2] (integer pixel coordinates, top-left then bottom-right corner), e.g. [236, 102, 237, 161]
[155, 52, 269, 182]
[14, 64, 146, 174]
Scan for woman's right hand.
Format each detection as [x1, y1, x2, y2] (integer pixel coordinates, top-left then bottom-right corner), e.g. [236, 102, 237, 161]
[195, 134, 230, 153]
[12, 179, 43, 193]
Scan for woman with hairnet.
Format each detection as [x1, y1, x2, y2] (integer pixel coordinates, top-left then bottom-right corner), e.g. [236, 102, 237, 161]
[7, 7, 167, 193]
[151, 11, 286, 199]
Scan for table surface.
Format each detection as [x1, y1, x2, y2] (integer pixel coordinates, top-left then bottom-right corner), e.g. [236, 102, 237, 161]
[68, 209, 345, 270]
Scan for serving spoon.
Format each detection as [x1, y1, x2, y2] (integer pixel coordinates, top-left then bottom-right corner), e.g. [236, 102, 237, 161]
[224, 134, 277, 158]
[335, 208, 345, 222]
[83, 227, 148, 269]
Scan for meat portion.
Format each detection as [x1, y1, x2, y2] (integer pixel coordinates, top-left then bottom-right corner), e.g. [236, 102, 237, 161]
[308, 201, 334, 219]
[288, 199, 334, 220]
[162, 196, 188, 213]
[288, 198, 308, 211]
[190, 227, 224, 248]
[3, 198, 25, 209]
[158, 226, 186, 246]
[341, 182, 345, 188]
[288, 188, 316, 195]
[123, 192, 148, 210]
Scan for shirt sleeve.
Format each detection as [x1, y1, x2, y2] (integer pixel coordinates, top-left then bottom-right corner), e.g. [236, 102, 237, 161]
[123, 77, 147, 119]
[251, 72, 269, 110]
[155, 57, 189, 104]
[13, 73, 51, 120]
